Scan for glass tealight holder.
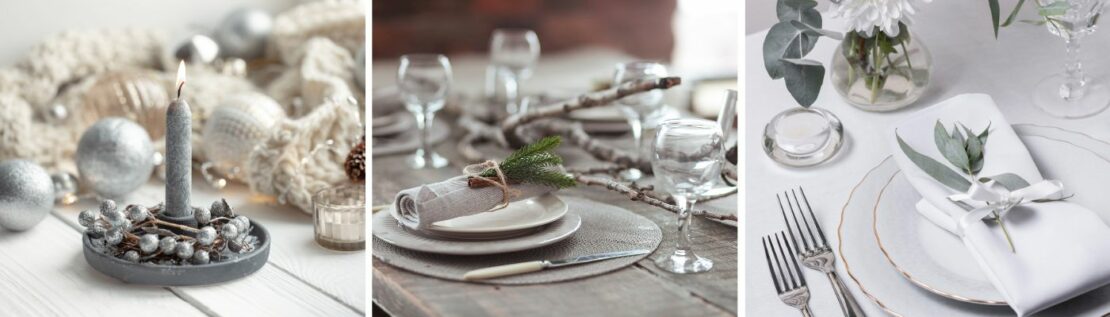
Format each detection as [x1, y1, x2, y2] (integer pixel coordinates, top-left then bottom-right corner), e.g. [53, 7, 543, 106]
[762, 107, 844, 167]
[313, 184, 366, 251]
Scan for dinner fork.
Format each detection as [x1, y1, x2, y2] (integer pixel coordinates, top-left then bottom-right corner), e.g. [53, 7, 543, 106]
[779, 188, 866, 317]
[763, 231, 813, 317]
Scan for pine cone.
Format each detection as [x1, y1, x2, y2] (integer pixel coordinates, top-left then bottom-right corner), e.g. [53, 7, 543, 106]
[344, 136, 365, 183]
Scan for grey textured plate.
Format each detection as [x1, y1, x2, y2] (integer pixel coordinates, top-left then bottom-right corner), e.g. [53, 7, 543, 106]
[373, 211, 581, 255]
[82, 221, 269, 286]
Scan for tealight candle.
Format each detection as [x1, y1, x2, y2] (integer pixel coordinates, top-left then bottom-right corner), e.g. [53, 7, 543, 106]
[165, 61, 192, 218]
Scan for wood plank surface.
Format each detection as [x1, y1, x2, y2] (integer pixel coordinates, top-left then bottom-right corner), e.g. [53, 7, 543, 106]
[53, 179, 365, 316]
[0, 215, 206, 316]
[371, 121, 738, 316]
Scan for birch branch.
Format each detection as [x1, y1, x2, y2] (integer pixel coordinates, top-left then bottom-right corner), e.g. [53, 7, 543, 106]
[501, 77, 682, 147]
[573, 173, 737, 222]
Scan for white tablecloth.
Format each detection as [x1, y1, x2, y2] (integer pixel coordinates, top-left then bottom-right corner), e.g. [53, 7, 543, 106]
[744, 1, 1110, 316]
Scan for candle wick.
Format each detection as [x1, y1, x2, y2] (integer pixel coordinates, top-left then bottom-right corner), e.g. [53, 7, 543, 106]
[177, 81, 185, 99]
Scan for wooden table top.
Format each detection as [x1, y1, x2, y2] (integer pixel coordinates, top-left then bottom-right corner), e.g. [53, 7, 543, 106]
[0, 178, 366, 316]
[370, 115, 738, 317]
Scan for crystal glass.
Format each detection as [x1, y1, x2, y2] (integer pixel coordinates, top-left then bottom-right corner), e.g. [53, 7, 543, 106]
[762, 107, 844, 167]
[398, 54, 452, 169]
[614, 61, 668, 181]
[490, 29, 540, 114]
[313, 184, 365, 251]
[830, 30, 932, 112]
[651, 119, 721, 274]
[1032, 0, 1110, 118]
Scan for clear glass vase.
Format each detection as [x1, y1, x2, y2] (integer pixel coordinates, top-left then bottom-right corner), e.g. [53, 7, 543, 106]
[830, 30, 932, 112]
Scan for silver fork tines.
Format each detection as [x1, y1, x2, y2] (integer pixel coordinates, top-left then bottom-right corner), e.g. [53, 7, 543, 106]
[763, 231, 812, 317]
[778, 188, 866, 317]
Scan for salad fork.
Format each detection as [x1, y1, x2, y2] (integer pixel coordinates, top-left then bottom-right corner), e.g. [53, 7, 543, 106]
[779, 188, 866, 317]
[763, 231, 813, 317]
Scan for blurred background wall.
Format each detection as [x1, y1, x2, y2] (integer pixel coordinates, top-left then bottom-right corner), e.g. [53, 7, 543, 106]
[0, 0, 301, 65]
[372, 0, 677, 61]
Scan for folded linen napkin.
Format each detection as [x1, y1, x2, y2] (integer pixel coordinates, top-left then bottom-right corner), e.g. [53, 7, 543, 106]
[889, 93, 1110, 316]
[391, 175, 557, 231]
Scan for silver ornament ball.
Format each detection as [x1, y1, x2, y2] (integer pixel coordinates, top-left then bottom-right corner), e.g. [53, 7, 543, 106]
[77, 118, 155, 198]
[354, 47, 365, 88]
[0, 160, 54, 231]
[202, 92, 285, 176]
[175, 34, 220, 65]
[213, 8, 273, 59]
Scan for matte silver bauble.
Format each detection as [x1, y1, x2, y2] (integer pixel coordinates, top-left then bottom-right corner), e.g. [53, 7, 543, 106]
[202, 92, 285, 177]
[213, 8, 273, 59]
[175, 35, 220, 64]
[0, 160, 54, 231]
[77, 118, 156, 198]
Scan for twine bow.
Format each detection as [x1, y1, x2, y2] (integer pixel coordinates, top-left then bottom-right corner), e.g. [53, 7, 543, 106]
[948, 178, 1065, 237]
[463, 160, 520, 211]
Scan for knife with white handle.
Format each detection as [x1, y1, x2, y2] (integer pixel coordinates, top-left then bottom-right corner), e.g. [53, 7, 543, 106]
[462, 250, 651, 281]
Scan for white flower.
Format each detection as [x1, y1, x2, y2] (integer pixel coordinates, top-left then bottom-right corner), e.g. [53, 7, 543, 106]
[831, 0, 931, 37]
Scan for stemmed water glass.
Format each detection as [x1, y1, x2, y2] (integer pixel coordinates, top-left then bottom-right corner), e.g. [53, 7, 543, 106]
[1032, 0, 1110, 118]
[614, 62, 668, 181]
[490, 28, 540, 114]
[652, 118, 722, 274]
[398, 54, 452, 169]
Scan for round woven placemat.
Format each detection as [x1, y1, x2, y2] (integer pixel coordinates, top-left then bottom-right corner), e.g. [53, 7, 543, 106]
[372, 196, 662, 284]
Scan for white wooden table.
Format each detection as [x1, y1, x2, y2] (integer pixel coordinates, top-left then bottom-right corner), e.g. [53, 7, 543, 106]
[0, 177, 365, 316]
[744, 1, 1110, 316]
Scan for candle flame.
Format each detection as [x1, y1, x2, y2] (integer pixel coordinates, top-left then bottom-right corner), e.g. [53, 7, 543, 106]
[176, 61, 187, 98]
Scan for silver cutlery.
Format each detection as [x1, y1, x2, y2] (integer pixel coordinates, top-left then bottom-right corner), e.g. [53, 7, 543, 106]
[779, 188, 866, 317]
[462, 249, 650, 280]
[763, 231, 813, 317]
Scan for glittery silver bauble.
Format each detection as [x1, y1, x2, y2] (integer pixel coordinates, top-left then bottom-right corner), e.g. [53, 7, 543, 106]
[202, 92, 285, 176]
[0, 160, 54, 231]
[354, 47, 365, 88]
[175, 34, 220, 64]
[81, 71, 171, 139]
[50, 172, 79, 203]
[213, 8, 273, 59]
[77, 118, 155, 198]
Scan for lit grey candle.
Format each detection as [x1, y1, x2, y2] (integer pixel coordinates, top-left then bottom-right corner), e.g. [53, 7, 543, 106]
[166, 61, 192, 217]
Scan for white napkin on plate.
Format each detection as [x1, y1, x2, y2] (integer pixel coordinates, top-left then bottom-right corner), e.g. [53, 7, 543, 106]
[888, 93, 1110, 316]
[391, 175, 556, 231]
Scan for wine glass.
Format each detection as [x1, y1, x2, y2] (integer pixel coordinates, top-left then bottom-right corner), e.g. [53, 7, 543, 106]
[651, 118, 722, 274]
[490, 28, 540, 114]
[1032, 0, 1110, 118]
[614, 62, 668, 181]
[398, 54, 452, 169]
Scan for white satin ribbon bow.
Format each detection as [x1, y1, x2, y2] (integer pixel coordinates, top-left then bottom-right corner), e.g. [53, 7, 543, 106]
[948, 179, 1065, 236]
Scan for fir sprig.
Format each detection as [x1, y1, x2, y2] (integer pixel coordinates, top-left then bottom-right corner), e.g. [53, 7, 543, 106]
[479, 136, 576, 189]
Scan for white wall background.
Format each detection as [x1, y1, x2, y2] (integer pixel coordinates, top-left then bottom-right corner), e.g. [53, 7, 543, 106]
[0, 0, 302, 65]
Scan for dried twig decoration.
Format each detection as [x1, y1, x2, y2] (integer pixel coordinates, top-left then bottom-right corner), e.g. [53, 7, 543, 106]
[573, 173, 737, 222]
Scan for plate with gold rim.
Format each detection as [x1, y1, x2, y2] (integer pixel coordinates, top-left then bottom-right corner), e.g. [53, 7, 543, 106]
[838, 124, 1110, 316]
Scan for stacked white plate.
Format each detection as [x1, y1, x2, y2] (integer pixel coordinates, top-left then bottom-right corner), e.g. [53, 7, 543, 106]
[374, 194, 582, 255]
[838, 124, 1110, 316]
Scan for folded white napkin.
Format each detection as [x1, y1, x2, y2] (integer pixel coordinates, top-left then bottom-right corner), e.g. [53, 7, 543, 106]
[889, 93, 1110, 316]
[391, 175, 556, 231]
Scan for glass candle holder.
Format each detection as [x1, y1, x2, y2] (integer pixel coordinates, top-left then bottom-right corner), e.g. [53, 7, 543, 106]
[313, 184, 365, 251]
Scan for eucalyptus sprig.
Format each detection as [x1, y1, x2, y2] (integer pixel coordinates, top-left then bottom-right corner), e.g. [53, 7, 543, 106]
[473, 136, 576, 189]
[763, 0, 842, 107]
[986, 0, 1068, 37]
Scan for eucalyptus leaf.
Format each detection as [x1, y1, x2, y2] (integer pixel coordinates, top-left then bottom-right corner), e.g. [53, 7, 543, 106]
[1002, 0, 1028, 27]
[980, 173, 1031, 191]
[898, 133, 972, 192]
[934, 122, 971, 172]
[966, 134, 984, 174]
[988, 0, 1002, 37]
[789, 20, 843, 40]
[764, 22, 814, 79]
[781, 58, 824, 107]
[978, 123, 991, 145]
[777, 0, 821, 25]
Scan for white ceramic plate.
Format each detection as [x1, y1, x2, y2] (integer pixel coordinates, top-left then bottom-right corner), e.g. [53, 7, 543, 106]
[838, 124, 1110, 316]
[372, 210, 581, 255]
[425, 194, 568, 234]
